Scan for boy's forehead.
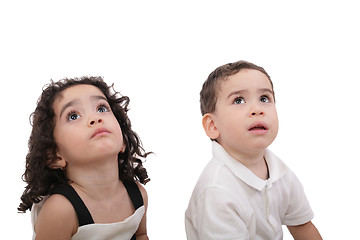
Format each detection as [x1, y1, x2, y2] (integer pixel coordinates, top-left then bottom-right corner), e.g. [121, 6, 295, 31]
[217, 69, 273, 96]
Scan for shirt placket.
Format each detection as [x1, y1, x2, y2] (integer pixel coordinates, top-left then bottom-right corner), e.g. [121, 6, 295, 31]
[265, 181, 279, 237]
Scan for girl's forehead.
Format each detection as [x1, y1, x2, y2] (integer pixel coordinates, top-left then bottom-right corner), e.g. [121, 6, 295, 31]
[53, 84, 106, 112]
[55, 84, 105, 101]
[62, 84, 103, 96]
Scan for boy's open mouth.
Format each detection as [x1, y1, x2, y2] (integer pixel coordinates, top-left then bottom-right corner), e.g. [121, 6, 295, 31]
[248, 123, 268, 132]
[249, 126, 267, 131]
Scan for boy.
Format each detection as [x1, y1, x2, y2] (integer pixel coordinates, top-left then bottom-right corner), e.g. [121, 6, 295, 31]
[185, 60, 322, 239]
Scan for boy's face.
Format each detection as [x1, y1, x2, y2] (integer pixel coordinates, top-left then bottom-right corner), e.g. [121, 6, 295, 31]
[52, 84, 124, 169]
[203, 69, 278, 158]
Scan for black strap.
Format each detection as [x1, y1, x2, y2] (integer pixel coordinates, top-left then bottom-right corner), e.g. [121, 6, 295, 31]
[123, 180, 144, 210]
[51, 181, 143, 240]
[123, 181, 144, 240]
[50, 184, 94, 226]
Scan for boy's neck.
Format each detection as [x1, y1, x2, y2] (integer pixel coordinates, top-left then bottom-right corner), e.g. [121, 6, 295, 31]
[224, 146, 269, 180]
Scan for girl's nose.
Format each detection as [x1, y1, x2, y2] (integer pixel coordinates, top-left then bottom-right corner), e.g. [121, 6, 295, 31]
[89, 118, 103, 126]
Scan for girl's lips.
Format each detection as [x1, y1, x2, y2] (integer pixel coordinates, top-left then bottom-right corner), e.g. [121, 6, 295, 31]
[91, 128, 110, 138]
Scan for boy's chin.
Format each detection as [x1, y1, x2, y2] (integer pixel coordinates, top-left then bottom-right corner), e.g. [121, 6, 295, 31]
[251, 141, 273, 151]
[238, 141, 273, 155]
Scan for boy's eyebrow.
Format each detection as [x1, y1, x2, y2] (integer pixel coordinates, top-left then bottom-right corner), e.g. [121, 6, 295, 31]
[59, 95, 108, 117]
[227, 89, 248, 99]
[227, 88, 274, 99]
[258, 88, 274, 95]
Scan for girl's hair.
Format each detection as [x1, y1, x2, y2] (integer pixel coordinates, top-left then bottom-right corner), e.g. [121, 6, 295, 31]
[18, 76, 150, 213]
[200, 60, 275, 115]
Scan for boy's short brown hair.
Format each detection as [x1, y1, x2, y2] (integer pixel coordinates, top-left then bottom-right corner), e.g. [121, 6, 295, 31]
[200, 60, 274, 115]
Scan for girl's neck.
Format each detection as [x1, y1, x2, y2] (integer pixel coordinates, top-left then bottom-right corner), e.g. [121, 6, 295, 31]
[66, 157, 121, 200]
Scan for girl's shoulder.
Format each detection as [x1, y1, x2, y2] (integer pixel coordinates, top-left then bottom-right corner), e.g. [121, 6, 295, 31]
[34, 194, 78, 238]
[122, 180, 148, 209]
[133, 181, 148, 209]
[40, 193, 76, 213]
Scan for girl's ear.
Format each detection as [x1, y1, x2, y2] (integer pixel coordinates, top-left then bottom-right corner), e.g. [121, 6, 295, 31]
[47, 155, 67, 170]
[120, 144, 126, 153]
[202, 113, 219, 140]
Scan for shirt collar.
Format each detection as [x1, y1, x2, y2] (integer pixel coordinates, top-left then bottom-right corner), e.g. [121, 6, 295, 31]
[212, 141, 289, 191]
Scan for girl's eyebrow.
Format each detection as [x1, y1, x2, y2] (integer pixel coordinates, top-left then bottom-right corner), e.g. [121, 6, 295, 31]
[91, 95, 107, 102]
[59, 99, 80, 117]
[59, 95, 107, 117]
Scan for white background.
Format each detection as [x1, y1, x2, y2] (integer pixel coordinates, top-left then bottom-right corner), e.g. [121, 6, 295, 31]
[1, 1, 359, 239]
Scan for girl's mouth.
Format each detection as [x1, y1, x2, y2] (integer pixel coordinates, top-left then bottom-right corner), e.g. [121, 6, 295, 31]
[91, 128, 110, 138]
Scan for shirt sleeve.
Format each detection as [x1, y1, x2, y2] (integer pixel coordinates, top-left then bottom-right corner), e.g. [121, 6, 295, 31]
[187, 186, 250, 240]
[282, 171, 314, 226]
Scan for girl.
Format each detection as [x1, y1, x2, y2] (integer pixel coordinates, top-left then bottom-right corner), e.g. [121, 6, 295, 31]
[18, 76, 151, 240]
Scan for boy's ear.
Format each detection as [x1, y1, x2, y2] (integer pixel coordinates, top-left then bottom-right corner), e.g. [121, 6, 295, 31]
[202, 113, 219, 140]
[47, 155, 67, 170]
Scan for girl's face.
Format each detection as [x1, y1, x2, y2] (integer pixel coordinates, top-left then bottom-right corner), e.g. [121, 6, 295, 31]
[52, 84, 124, 169]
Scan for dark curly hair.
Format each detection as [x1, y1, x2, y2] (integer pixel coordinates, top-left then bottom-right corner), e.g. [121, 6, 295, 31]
[18, 76, 150, 213]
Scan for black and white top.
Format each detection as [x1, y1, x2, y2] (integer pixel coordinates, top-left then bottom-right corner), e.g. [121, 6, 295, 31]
[32, 181, 144, 240]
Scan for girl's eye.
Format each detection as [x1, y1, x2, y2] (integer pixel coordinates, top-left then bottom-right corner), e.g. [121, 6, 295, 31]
[260, 95, 270, 103]
[233, 97, 245, 104]
[67, 112, 80, 121]
[97, 104, 110, 113]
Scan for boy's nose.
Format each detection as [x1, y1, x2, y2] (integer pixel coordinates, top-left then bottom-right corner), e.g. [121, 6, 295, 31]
[250, 102, 264, 116]
[251, 111, 264, 116]
[89, 118, 103, 126]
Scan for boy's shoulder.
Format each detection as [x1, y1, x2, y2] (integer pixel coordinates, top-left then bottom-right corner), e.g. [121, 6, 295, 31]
[264, 149, 290, 180]
[191, 143, 244, 198]
[193, 155, 228, 189]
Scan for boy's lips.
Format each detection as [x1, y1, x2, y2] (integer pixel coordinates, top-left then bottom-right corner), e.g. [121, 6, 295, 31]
[248, 122, 268, 133]
[91, 128, 110, 138]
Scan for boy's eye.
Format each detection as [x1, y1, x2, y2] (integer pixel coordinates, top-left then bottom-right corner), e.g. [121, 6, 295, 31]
[97, 105, 110, 113]
[233, 97, 245, 104]
[260, 96, 270, 103]
[67, 112, 80, 121]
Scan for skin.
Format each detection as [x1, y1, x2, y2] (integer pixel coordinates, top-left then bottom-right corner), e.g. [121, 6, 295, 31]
[34, 84, 149, 240]
[203, 69, 279, 179]
[202, 69, 322, 239]
[288, 222, 322, 240]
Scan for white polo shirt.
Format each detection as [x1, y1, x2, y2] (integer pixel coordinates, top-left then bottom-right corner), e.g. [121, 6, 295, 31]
[185, 142, 314, 240]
